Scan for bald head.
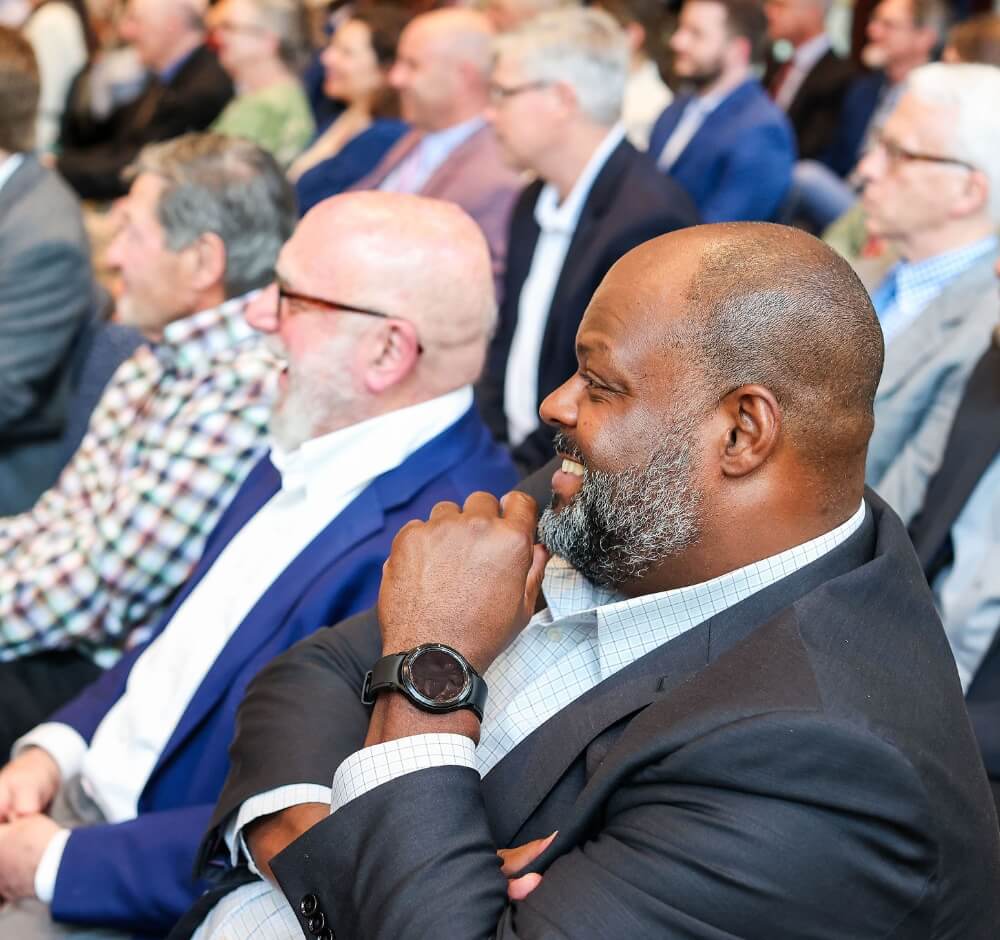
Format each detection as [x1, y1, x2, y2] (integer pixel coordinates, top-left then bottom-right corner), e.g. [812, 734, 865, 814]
[538, 222, 882, 592]
[391, 9, 494, 128]
[618, 223, 883, 490]
[294, 191, 497, 388]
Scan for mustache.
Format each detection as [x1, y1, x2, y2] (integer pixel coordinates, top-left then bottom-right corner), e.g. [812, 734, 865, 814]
[552, 431, 585, 466]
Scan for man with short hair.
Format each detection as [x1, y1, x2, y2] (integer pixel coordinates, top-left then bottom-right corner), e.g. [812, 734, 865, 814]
[0, 28, 95, 516]
[57, 0, 233, 200]
[0, 191, 516, 937]
[181, 222, 1000, 939]
[860, 63, 1000, 525]
[789, 0, 946, 231]
[762, 0, 854, 161]
[0, 133, 292, 756]
[354, 8, 522, 291]
[648, 0, 795, 222]
[477, 7, 698, 473]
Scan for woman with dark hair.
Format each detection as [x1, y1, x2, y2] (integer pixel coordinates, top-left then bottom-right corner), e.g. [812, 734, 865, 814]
[289, 3, 410, 215]
[22, 0, 97, 150]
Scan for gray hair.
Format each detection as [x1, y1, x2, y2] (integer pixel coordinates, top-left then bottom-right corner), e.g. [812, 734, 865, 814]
[906, 62, 1000, 224]
[127, 133, 297, 298]
[494, 7, 629, 126]
[244, 0, 308, 69]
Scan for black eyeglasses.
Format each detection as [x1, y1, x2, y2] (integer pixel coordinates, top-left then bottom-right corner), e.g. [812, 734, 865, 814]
[276, 283, 423, 353]
[872, 132, 979, 173]
[488, 80, 550, 104]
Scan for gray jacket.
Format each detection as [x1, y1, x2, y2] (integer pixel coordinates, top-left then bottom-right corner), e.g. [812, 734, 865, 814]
[867, 253, 999, 525]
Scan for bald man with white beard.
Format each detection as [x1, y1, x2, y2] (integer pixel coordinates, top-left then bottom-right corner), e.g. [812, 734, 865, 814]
[0, 192, 516, 938]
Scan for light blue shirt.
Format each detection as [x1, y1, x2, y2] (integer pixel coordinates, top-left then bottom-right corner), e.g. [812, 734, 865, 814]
[933, 452, 1000, 691]
[379, 115, 484, 194]
[872, 235, 999, 346]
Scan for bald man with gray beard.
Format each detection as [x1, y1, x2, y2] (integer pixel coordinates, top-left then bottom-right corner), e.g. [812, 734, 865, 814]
[177, 222, 999, 940]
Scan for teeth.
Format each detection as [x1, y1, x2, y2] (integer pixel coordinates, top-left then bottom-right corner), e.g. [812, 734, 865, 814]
[561, 458, 585, 477]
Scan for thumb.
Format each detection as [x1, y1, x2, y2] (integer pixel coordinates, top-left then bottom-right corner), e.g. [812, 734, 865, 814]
[507, 872, 543, 901]
[523, 543, 550, 614]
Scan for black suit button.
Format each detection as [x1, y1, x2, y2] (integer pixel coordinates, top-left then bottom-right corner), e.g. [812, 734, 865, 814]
[308, 913, 327, 934]
[299, 894, 319, 917]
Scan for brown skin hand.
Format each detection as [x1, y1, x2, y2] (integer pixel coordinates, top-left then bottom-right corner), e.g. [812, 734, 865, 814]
[368, 225, 867, 745]
[244, 802, 330, 882]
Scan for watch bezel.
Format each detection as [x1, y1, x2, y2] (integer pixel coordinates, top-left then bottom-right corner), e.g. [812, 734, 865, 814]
[399, 643, 473, 712]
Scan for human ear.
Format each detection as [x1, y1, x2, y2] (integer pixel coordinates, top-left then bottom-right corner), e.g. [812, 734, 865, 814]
[363, 320, 421, 394]
[184, 232, 227, 294]
[951, 169, 989, 219]
[717, 384, 781, 478]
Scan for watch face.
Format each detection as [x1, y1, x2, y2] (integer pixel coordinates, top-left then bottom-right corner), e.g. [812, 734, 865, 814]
[405, 646, 470, 708]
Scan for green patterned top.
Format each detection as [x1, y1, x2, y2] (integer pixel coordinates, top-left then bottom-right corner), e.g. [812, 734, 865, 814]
[212, 81, 315, 169]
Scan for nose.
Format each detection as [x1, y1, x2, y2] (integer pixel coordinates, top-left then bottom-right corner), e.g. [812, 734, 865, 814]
[855, 145, 883, 186]
[539, 374, 581, 432]
[388, 62, 404, 89]
[245, 282, 280, 334]
[321, 42, 335, 69]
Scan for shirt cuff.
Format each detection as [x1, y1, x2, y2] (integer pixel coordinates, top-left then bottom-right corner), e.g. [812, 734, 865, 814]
[226, 784, 333, 872]
[34, 827, 70, 904]
[12, 723, 87, 781]
[330, 734, 477, 814]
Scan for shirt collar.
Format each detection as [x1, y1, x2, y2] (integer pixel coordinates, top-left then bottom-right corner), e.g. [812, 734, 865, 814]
[541, 499, 867, 678]
[157, 290, 262, 373]
[158, 46, 197, 83]
[894, 235, 999, 310]
[268, 385, 473, 504]
[792, 33, 830, 71]
[0, 153, 25, 193]
[534, 124, 626, 235]
[419, 115, 484, 162]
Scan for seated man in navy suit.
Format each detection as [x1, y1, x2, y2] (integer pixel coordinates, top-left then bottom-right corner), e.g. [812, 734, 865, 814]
[0, 191, 516, 938]
[476, 7, 698, 475]
[179, 222, 1000, 939]
[648, 0, 795, 222]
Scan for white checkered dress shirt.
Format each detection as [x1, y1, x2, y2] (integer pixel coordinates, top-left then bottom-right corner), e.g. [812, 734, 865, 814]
[193, 500, 865, 940]
[0, 294, 277, 667]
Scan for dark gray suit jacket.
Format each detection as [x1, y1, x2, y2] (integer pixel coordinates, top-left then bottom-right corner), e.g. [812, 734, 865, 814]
[0, 155, 94, 513]
[186, 473, 1000, 938]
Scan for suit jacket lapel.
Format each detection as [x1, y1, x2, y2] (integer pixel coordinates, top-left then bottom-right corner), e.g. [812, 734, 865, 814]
[149, 409, 489, 773]
[910, 341, 1000, 574]
[353, 131, 422, 189]
[419, 124, 487, 198]
[535, 141, 629, 375]
[877, 259, 997, 398]
[0, 155, 43, 219]
[482, 506, 876, 846]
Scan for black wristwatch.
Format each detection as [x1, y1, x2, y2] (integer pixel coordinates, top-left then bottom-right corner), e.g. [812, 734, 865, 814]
[362, 643, 488, 721]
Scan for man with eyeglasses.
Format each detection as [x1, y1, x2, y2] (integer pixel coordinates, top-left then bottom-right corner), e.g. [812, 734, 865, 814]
[0, 190, 515, 938]
[477, 7, 698, 475]
[857, 62, 1000, 528]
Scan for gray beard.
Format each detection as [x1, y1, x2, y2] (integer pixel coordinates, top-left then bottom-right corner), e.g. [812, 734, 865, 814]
[537, 429, 703, 590]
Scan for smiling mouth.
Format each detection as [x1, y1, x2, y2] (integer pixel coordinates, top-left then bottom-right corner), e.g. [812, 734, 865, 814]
[560, 457, 585, 477]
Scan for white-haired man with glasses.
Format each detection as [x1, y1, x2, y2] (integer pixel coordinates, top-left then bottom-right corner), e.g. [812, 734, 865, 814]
[0, 190, 515, 938]
[859, 62, 1000, 524]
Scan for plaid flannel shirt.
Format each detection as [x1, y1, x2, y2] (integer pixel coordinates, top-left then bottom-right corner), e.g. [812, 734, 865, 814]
[0, 293, 278, 668]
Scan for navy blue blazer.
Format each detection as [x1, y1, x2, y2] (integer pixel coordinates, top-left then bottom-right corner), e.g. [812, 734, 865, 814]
[822, 70, 885, 177]
[477, 139, 699, 475]
[648, 79, 796, 223]
[295, 119, 409, 217]
[45, 406, 516, 936]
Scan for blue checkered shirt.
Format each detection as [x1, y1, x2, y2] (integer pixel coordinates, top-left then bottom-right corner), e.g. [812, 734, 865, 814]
[871, 235, 999, 346]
